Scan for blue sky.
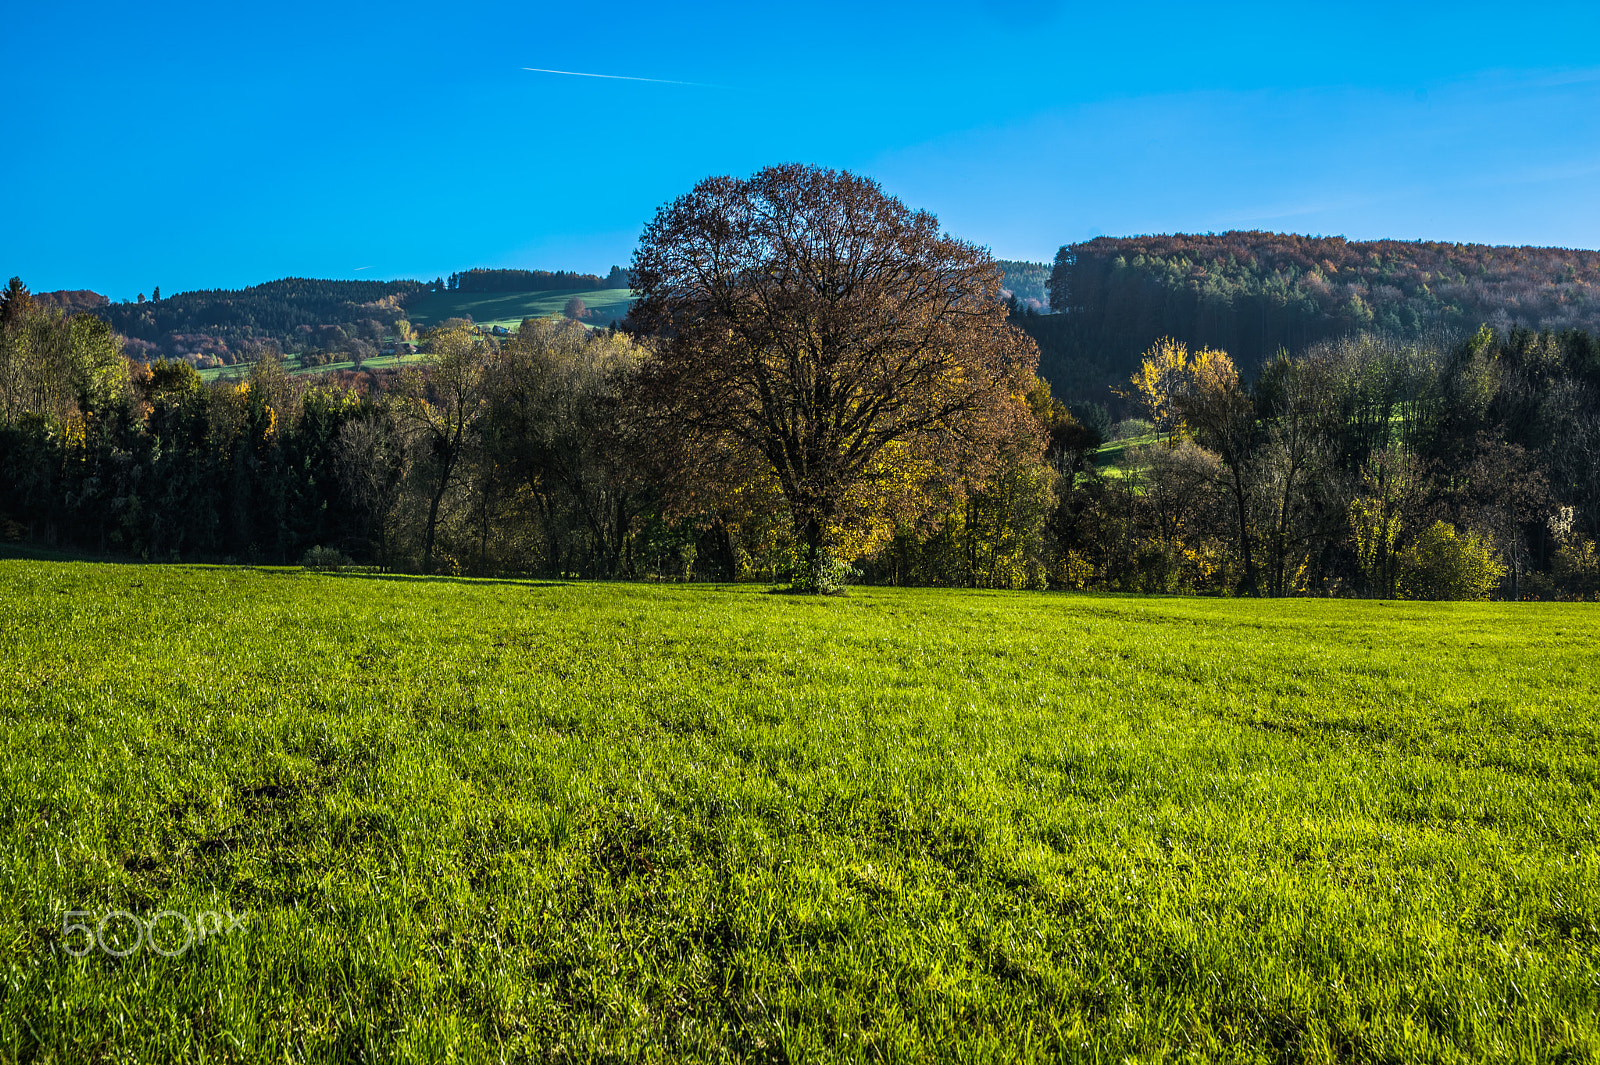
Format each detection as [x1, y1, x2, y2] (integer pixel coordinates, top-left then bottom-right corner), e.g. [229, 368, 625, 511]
[3, 0, 1599, 300]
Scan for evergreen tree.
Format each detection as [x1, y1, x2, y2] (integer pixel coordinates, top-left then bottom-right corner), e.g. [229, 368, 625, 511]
[0, 277, 35, 326]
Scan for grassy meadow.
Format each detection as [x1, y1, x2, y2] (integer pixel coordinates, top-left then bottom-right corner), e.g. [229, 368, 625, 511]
[1, 561, 1597, 1062]
[406, 288, 638, 331]
[197, 351, 426, 383]
[1087, 431, 1163, 480]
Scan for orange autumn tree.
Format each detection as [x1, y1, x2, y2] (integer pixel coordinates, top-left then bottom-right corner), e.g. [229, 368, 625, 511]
[629, 164, 1043, 591]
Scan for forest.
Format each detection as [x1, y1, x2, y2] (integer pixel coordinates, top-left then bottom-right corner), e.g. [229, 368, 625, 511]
[96, 277, 427, 367]
[1033, 231, 1600, 404]
[2, 252, 1597, 600]
[996, 259, 1050, 310]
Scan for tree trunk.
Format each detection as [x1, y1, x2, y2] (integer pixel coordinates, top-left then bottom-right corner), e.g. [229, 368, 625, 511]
[423, 443, 457, 575]
[423, 480, 446, 574]
[1230, 469, 1258, 596]
[478, 480, 491, 577]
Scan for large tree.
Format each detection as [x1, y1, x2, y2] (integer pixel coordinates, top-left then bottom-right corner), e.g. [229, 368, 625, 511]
[629, 163, 1041, 581]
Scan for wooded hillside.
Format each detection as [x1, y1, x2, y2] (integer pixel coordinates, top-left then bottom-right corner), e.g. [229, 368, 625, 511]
[1038, 232, 1600, 403]
[997, 260, 1050, 308]
[97, 277, 427, 365]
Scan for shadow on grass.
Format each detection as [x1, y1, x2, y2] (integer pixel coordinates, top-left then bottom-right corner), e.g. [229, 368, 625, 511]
[0, 543, 143, 564]
[0, 545, 568, 589]
[319, 571, 570, 589]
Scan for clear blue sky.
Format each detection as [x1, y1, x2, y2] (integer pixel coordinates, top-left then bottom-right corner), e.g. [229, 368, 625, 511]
[4, 1, 1599, 300]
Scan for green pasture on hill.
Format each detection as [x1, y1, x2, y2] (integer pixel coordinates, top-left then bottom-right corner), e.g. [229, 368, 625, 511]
[406, 287, 638, 331]
[193, 289, 637, 382]
[196, 351, 428, 383]
[1, 562, 1597, 1062]
[1089, 430, 1163, 478]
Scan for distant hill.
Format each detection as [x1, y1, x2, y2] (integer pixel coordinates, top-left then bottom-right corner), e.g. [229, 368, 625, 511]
[996, 260, 1049, 309]
[95, 277, 426, 366]
[1030, 231, 1600, 404]
[34, 290, 110, 315]
[81, 269, 631, 368]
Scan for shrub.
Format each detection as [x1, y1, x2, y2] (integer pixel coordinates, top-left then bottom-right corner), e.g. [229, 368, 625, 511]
[791, 552, 859, 595]
[301, 545, 351, 571]
[1552, 537, 1600, 600]
[1113, 417, 1154, 440]
[1397, 521, 1505, 601]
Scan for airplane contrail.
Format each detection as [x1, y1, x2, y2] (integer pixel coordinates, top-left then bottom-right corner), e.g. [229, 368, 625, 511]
[522, 66, 711, 87]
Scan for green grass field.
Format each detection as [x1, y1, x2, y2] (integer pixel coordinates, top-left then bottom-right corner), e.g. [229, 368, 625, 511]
[1092, 430, 1161, 466]
[2, 562, 1596, 1062]
[196, 351, 429, 383]
[406, 288, 638, 331]
[1083, 431, 1162, 483]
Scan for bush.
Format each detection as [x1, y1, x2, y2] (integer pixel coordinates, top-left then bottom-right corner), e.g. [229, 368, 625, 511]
[1552, 537, 1600, 600]
[1397, 521, 1505, 601]
[790, 552, 859, 595]
[1113, 417, 1154, 440]
[301, 545, 351, 571]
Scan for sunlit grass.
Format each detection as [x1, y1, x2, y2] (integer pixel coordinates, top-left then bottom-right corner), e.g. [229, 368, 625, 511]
[1, 561, 1596, 1061]
[196, 351, 429, 382]
[407, 287, 637, 331]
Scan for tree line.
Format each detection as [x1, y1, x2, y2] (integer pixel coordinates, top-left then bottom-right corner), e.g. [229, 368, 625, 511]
[445, 267, 630, 293]
[1061, 327, 1599, 600]
[4, 171, 1597, 600]
[58, 265, 633, 368]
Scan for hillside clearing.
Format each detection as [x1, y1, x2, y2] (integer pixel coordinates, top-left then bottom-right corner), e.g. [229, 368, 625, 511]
[406, 288, 637, 330]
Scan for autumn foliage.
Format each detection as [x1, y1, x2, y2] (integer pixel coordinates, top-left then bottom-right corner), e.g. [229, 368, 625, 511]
[629, 164, 1042, 584]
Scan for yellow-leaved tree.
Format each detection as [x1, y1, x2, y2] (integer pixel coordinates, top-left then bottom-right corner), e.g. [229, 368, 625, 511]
[1397, 521, 1505, 601]
[1347, 447, 1425, 598]
[1122, 338, 1236, 446]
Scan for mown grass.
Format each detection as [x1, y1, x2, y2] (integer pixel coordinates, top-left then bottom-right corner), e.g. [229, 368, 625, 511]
[407, 288, 638, 331]
[1, 561, 1596, 1062]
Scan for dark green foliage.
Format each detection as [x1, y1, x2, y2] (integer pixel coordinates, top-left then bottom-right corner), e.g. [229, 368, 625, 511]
[452, 268, 612, 294]
[404, 287, 638, 332]
[0, 277, 35, 327]
[5, 257, 1599, 598]
[996, 259, 1049, 307]
[98, 276, 426, 365]
[1042, 232, 1600, 404]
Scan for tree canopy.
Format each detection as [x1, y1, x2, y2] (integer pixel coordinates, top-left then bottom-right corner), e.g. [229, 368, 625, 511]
[629, 164, 1042, 583]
